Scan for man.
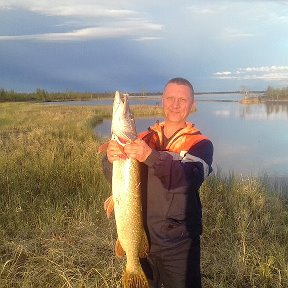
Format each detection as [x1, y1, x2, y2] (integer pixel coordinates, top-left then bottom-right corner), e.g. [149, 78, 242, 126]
[104, 77, 213, 287]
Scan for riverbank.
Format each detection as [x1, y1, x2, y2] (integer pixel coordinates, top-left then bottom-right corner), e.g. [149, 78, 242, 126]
[0, 88, 263, 103]
[0, 103, 287, 287]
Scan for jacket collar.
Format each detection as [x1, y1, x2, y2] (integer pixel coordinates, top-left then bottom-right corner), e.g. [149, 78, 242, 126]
[148, 121, 201, 149]
[149, 121, 200, 135]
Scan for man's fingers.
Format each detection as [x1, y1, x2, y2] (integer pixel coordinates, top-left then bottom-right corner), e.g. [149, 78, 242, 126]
[109, 153, 127, 162]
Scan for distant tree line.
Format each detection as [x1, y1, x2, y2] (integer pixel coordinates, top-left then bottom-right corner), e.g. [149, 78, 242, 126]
[263, 86, 288, 100]
[0, 89, 114, 102]
[0, 88, 166, 102]
[1, 86, 288, 102]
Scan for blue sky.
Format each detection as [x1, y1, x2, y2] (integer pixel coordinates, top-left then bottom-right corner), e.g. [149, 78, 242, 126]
[0, 0, 288, 93]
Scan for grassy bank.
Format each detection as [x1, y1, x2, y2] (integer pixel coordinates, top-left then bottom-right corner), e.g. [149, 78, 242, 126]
[0, 89, 161, 102]
[201, 174, 288, 287]
[0, 89, 114, 102]
[0, 103, 287, 287]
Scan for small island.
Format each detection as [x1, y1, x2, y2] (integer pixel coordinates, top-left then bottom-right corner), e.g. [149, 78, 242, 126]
[240, 86, 288, 104]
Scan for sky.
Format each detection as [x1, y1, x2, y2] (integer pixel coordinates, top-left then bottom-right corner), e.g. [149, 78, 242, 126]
[0, 0, 288, 93]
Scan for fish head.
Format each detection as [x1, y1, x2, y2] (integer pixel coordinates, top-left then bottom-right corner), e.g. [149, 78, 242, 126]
[111, 91, 137, 143]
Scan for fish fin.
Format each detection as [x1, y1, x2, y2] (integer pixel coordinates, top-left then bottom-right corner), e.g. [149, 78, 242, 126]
[122, 269, 149, 288]
[139, 231, 149, 258]
[104, 196, 114, 218]
[115, 239, 125, 257]
[98, 142, 109, 154]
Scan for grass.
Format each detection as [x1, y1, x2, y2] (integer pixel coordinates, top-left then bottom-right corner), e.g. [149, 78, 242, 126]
[0, 102, 287, 287]
[201, 174, 288, 287]
[0, 103, 121, 287]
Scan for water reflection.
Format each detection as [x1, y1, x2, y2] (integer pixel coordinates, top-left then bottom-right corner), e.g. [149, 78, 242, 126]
[238, 102, 288, 120]
[44, 96, 162, 107]
[95, 98, 288, 179]
[265, 101, 288, 118]
[44, 95, 288, 178]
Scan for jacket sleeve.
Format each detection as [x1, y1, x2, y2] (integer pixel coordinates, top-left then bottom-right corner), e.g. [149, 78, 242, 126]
[144, 139, 213, 192]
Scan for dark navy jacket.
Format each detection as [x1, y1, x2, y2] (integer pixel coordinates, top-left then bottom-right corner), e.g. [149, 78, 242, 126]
[139, 122, 213, 252]
[102, 122, 213, 253]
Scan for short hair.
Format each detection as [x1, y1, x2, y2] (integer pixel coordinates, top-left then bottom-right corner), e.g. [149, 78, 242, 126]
[164, 77, 194, 94]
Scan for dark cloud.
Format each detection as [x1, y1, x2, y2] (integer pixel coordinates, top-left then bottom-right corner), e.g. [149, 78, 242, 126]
[0, 38, 169, 92]
[1, 1, 288, 92]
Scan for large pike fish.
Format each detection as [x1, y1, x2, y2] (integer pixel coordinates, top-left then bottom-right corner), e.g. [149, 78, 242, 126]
[104, 91, 149, 288]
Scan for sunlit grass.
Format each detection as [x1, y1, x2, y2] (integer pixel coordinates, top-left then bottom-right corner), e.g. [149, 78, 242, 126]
[131, 105, 162, 117]
[0, 102, 287, 287]
[201, 173, 288, 287]
[0, 102, 122, 287]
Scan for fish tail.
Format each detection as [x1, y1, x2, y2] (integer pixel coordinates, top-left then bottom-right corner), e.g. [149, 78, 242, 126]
[122, 269, 149, 288]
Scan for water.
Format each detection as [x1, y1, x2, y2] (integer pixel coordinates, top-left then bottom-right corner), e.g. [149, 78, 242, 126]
[46, 94, 288, 179]
[44, 95, 162, 107]
[191, 100, 288, 178]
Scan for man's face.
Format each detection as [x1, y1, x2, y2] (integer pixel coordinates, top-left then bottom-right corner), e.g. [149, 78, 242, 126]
[162, 83, 194, 125]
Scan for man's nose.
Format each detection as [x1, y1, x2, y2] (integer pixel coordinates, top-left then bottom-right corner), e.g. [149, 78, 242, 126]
[172, 98, 180, 107]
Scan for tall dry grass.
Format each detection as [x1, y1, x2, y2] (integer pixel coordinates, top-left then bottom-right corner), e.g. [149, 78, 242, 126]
[201, 173, 288, 287]
[0, 103, 124, 287]
[0, 102, 287, 287]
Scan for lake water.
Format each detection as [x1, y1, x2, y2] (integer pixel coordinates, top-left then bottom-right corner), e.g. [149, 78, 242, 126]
[46, 94, 288, 181]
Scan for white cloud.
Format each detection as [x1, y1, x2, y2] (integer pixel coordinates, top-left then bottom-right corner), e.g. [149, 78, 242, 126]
[31, 5, 136, 18]
[187, 1, 288, 42]
[0, 1, 137, 17]
[214, 71, 232, 76]
[134, 36, 164, 41]
[213, 66, 288, 82]
[0, 20, 163, 41]
[239, 66, 288, 73]
[0, 1, 164, 41]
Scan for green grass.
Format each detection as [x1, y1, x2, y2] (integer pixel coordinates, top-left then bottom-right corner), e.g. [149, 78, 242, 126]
[201, 174, 288, 287]
[0, 102, 287, 287]
[0, 89, 114, 102]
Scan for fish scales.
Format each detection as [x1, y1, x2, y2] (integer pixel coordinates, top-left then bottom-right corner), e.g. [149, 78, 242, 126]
[113, 158, 143, 271]
[108, 91, 149, 288]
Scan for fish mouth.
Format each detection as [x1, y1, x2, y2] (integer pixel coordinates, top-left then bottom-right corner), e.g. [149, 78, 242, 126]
[111, 91, 137, 143]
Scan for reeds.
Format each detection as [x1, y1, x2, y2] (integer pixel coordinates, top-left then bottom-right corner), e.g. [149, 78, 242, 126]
[0, 103, 123, 287]
[201, 173, 288, 287]
[0, 89, 114, 102]
[0, 102, 287, 287]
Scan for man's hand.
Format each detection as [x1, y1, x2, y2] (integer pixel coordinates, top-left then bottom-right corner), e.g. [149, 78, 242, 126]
[107, 140, 127, 163]
[124, 139, 152, 162]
